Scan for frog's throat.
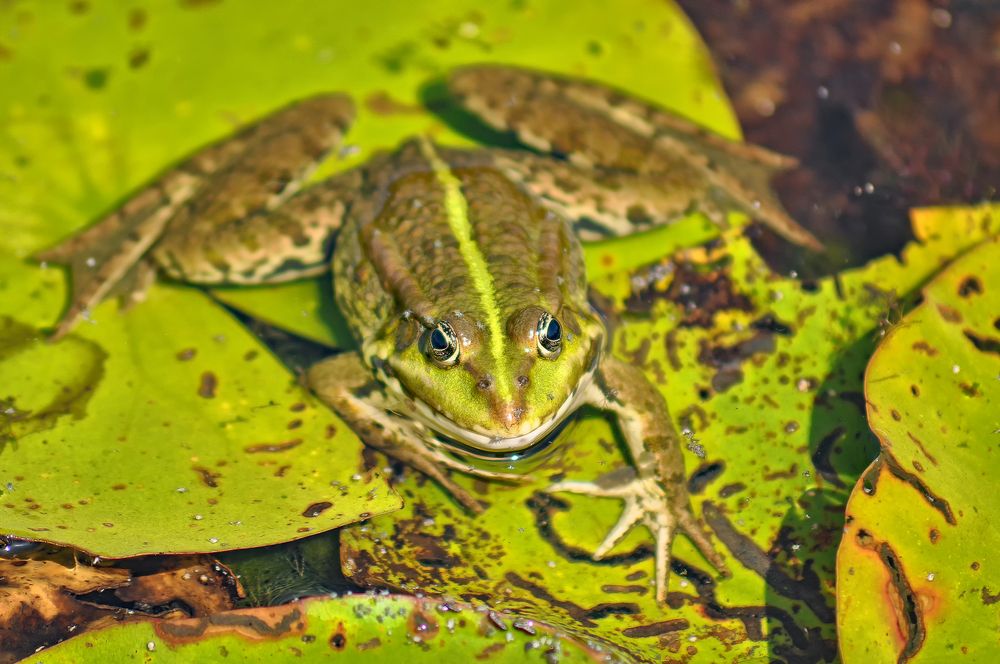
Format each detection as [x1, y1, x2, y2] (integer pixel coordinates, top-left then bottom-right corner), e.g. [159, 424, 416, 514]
[406, 365, 596, 453]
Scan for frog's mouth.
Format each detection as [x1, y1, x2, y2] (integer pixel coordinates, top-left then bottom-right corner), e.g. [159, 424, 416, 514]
[407, 365, 597, 454]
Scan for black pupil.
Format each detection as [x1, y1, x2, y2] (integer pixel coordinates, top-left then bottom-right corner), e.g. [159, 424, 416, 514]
[430, 328, 449, 351]
[546, 318, 561, 341]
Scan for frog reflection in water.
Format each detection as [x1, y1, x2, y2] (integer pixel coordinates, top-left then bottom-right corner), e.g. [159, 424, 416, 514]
[41, 66, 821, 602]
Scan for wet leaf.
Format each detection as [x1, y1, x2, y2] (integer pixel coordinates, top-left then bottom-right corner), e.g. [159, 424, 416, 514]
[0, 552, 247, 661]
[0, 558, 130, 663]
[0, 0, 742, 558]
[0, 252, 400, 557]
[24, 594, 612, 663]
[212, 281, 355, 349]
[342, 207, 999, 662]
[838, 235, 1000, 662]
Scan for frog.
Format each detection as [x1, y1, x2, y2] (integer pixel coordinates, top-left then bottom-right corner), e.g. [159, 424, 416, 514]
[39, 65, 820, 602]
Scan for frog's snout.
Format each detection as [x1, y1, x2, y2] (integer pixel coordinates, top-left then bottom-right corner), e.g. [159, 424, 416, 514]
[495, 402, 526, 432]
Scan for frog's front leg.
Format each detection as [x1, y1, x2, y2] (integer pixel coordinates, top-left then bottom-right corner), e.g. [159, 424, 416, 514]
[547, 354, 729, 603]
[307, 353, 530, 515]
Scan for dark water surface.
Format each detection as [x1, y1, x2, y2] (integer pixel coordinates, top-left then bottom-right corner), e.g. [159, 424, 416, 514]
[678, 0, 999, 277]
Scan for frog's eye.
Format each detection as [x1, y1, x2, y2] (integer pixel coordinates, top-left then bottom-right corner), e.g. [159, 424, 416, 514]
[425, 320, 460, 367]
[536, 313, 562, 359]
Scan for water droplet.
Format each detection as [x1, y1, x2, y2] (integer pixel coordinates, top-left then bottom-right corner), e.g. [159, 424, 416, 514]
[930, 9, 952, 28]
[458, 21, 480, 39]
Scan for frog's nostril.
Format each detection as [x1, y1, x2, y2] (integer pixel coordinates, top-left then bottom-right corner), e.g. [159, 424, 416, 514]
[477, 377, 492, 391]
[516, 375, 529, 389]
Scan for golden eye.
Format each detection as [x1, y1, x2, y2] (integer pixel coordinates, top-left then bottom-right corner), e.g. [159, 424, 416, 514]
[536, 313, 562, 359]
[425, 320, 460, 367]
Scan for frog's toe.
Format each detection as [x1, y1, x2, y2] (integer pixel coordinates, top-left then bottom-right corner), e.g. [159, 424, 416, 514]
[676, 508, 731, 578]
[591, 494, 644, 559]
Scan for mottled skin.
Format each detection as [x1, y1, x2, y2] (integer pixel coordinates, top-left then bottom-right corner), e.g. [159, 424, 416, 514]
[40, 65, 821, 602]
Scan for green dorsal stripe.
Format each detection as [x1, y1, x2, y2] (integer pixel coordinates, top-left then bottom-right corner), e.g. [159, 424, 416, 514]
[418, 137, 511, 401]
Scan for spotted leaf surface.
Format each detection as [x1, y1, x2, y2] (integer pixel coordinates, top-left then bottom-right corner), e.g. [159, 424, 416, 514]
[24, 594, 612, 663]
[0, 252, 399, 557]
[0, 0, 726, 557]
[342, 207, 999, 662]
[838, 235, 999, 662]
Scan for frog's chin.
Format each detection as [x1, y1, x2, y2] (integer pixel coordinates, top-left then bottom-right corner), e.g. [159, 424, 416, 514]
[410, 370, 596, 454]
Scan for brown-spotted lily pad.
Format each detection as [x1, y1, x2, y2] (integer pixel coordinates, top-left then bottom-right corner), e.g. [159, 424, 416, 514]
[24, 594, 614, 663]
[0, 0, 738, 563]
[341, 208, 999, 662]
[0, 252, 400, 558]
[838, 235, 999, 662]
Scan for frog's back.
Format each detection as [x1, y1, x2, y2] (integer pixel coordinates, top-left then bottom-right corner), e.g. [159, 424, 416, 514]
[332, 140, 587, 345]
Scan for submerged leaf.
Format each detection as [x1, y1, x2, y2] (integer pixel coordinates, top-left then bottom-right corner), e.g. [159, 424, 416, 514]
[0, 552, 246, 660]
[0, 558, 130, 663]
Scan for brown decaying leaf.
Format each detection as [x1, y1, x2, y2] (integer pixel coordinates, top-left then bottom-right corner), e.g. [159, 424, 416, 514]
[114, 556, 242, 616]
[0, 559, 130, 664]
[0, 554, 240, 662]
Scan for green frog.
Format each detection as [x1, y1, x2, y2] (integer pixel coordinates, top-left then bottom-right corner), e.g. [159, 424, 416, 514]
[40, 65, 820, 602]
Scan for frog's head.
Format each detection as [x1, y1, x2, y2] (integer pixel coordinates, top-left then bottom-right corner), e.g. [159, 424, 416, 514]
[372, 304, 604, 453]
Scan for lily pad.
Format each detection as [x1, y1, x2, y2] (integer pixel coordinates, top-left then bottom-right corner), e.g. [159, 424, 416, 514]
[837, 235, 999, 662]
[24, 594, 613, 663]
[0, 253, 399, 557]
[341, 207, 1000, 662]
[0, 0, 744, 561]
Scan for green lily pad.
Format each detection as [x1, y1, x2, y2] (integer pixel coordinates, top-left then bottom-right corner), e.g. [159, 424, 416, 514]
[0, 252, 399, 557]
[0, 0, 735, 558]
[837, 235, 999, 662]
[23, 594, 614, 663]
[341, 207, 1000, 662]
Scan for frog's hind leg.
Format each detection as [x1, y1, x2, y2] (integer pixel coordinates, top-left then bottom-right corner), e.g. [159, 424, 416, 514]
[152, 168, 363, 287]
[37, 171, 202, 339]
[308, 353, 530, 514]
[449, 65, 821, 249]
[488, 151, 710, 242]
[39, 93, 356, 339]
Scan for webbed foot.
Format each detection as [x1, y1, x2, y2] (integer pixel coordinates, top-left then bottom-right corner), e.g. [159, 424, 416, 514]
[548, 466, 729, 603]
